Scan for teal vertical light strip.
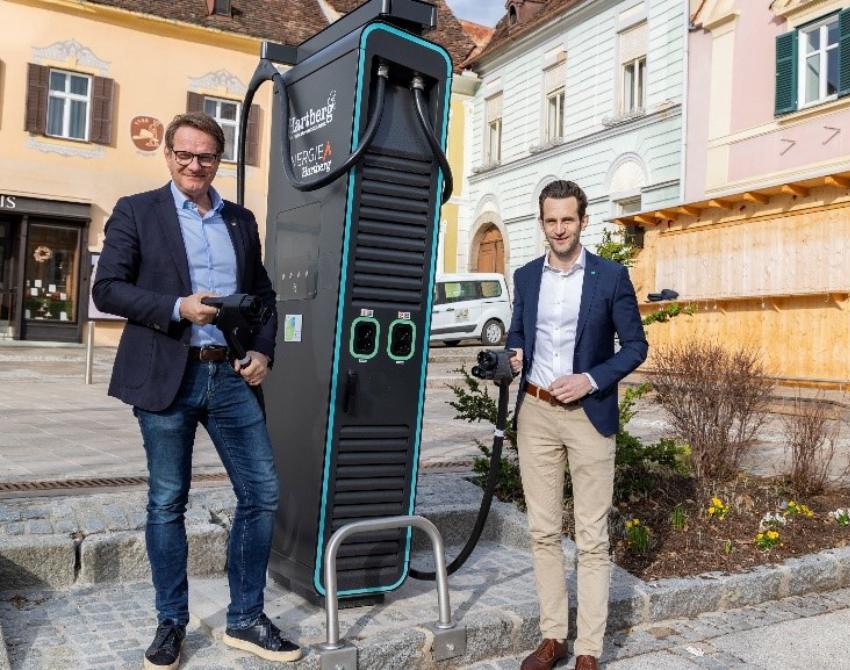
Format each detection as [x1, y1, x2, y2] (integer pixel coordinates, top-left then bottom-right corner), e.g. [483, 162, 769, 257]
[313, 22, 453, 597]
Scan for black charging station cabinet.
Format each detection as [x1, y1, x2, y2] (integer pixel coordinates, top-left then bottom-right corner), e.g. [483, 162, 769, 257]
[262, 0, 453, 604]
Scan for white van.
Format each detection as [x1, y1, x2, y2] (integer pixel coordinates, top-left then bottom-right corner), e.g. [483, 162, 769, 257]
[430, 273, 512, 346]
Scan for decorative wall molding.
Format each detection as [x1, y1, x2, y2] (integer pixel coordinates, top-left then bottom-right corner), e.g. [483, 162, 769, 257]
[31, 40, 110, 75]
[27, 138, 105, 159]
[188, 70, 247, 97]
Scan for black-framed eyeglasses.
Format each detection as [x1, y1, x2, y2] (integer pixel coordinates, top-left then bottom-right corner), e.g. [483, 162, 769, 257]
[169, 149, 220, 168]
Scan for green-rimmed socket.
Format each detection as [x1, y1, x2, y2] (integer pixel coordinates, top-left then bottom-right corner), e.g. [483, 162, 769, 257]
[349, 317, 380, 359]
[387, 319, 416, 361]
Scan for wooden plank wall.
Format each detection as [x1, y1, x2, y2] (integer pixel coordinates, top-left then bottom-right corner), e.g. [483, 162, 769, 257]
[631, 192, 850, 385]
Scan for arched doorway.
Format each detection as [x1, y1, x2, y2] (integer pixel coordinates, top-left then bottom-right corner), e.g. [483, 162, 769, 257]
[474, 225, 505, 275]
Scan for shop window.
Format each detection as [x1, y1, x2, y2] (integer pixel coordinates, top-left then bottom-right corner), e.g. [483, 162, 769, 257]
[24, 224, 79, 323]
[775, 9, 850, 115]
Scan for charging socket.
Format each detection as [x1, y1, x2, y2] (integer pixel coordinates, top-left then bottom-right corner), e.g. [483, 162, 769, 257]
[387, 319, 416, 361]
[350, 317, 380, 359]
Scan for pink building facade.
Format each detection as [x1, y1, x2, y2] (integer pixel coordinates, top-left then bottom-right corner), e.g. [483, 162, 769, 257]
[618, 0, 850, 386]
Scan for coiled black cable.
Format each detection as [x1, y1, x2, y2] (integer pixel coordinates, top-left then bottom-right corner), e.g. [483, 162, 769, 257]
[272, 63, 389, 192]
[236, 60, 389, 204]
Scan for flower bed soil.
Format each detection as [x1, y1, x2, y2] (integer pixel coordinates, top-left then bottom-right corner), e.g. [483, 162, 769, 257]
[564, 475, 850, 580]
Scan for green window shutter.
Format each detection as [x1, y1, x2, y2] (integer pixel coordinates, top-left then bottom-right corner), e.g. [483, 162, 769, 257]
[839, 8, 850, 97]
[775, 30, 798, 115]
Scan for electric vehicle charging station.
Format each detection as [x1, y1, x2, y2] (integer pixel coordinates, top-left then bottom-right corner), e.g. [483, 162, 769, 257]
[256, 0, 453, 604]
[235, 2, 515, 665]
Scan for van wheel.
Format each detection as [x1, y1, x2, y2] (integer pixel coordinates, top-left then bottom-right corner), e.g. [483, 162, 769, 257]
[481, 320, 504, 346]
[443, 340, 461, 347]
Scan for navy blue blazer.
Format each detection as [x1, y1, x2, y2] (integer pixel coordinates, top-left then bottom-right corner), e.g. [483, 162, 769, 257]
[506, 251, 648, 437]
[93, 183, 277, 412]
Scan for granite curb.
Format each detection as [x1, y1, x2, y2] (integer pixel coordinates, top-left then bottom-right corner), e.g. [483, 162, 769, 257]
[4, 474, 850, 668]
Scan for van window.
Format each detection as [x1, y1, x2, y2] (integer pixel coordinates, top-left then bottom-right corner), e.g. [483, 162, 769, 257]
[480, 280, 502, 298]
[437, 281, 479, 305]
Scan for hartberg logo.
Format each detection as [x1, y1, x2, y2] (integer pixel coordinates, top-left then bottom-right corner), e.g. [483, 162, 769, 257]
[294, 141, 334, 178]
[289, 91, 336, 139]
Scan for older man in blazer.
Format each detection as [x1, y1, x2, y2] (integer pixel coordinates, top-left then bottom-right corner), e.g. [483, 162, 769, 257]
[507, 180, 648, 670]
[94, 112, 300, 669]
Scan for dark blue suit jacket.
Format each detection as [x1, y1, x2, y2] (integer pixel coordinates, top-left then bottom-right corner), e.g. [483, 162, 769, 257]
[92, 183, 277, 412]
[506, 251, 647, 437]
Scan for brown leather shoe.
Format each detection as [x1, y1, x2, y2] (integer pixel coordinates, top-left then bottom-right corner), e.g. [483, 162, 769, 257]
[520, 638, 568, 670]
[574, 655, 599, 670]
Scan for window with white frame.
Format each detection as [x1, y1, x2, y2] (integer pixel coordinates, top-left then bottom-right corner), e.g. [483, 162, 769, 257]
[543, 53, 566, 142]
[46, 69, 92, 141]
[484, 93, 503, 165]
[617, 197, 641, 216]
[798, 15, 839, 107]
[619, 22, 647, 114]
[204, 97, 241, 162]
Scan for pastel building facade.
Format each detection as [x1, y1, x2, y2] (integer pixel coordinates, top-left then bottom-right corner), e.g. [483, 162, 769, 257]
[620, 0, 850, 385]
[458, 0, 686, 280]
[0, 0, 474, 344]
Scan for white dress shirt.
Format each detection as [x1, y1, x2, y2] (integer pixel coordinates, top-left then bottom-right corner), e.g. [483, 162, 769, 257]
[528, 247, 597, 392]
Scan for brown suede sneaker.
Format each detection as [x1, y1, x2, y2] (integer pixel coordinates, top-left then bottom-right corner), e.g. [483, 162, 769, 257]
[520, 638, 568, 670]
[574, 655, 600, 670]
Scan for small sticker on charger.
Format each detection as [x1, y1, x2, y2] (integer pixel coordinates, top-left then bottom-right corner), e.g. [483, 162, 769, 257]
[284, 314, 303, 342]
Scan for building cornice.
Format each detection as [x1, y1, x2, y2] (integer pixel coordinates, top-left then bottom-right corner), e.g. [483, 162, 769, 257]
[10, 0, 262, 55]
[469, 103, 682, 184]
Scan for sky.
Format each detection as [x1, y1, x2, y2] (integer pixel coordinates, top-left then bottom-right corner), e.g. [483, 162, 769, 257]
[444, 0, 506, 27]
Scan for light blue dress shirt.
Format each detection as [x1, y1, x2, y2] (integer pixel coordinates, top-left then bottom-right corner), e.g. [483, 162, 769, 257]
[169, 182, 238, 347]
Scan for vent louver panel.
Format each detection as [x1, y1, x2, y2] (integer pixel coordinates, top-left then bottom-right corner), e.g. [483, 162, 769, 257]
[329, 425, 411, 582]
[351, 151, 434, 311]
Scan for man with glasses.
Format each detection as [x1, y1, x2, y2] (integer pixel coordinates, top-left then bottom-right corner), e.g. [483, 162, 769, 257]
[93, 112, 301, 668]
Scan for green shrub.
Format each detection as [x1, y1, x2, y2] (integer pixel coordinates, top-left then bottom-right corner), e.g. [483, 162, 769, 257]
[453, 372, 687, 506]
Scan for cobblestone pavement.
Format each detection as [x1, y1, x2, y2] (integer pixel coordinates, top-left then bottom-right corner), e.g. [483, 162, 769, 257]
[0, 345, 491, 483]
[463, 587, 850, 669]
[0, 539, 540, 669]
[4, 571, 850, 669]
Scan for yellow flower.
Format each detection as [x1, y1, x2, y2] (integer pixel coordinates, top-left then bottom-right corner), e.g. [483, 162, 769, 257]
[767, 531, 779, 540]
[712, 497, 722, 507]
[756, 533, 764, 540]
[633, 519, 640, 526]
[708, 507, 716, 515]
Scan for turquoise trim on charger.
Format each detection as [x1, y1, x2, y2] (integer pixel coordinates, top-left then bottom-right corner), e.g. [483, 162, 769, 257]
[313, 21, 453, 597]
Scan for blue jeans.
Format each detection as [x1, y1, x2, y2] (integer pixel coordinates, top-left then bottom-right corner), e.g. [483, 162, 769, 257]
[134, 359, 279, 628]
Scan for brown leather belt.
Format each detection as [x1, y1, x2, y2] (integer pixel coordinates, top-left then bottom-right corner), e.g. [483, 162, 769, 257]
[525, 381, 579, 408]
[189, 346, 230, 362]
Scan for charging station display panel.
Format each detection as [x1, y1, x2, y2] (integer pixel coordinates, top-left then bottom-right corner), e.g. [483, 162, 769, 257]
[265, 18, 452, 603]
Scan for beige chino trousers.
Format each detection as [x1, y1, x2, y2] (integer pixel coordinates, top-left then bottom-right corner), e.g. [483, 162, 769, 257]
[517, 393, 615, 657]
